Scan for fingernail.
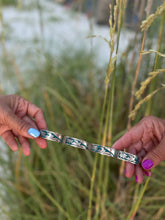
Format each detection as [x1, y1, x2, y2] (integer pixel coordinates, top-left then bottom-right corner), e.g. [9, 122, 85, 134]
[144, 171, 150, 177]
[135, 175, 138, 183]
[142, 159, 153, 170]
[28, 128, 40, 138]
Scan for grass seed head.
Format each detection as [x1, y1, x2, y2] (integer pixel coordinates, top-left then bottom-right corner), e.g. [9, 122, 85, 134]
[141, 2, 165, 31]
[136, 69, 165, 100]
[129, 89, 160, 120]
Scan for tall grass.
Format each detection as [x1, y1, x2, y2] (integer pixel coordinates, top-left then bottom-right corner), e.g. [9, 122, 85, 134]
[0, 0, 165, 219]
[1, 0, 17, 6]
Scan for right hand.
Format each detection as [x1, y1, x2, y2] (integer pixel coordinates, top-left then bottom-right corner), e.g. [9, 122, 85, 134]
[0, 94, 47, 156]
[112, 116, 165, 183]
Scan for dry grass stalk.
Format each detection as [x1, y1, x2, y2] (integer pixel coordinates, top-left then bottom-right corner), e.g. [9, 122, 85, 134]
[145, 14, 165, 115]
[141, 2, 165, 31]
[129, 88, 160, 120]
[105, 1, 118, 86]
[151, 207, 165, 220]
[0, 2, 7, 54]
[9, 55, 27, 96]
[0, 84, 4, 94]
[86, 34, 109, 45]
[127, 33, 147, 128]
[136, 69, 165, 99]
[141, 49, 165, 58]
[145, 0, 153, 17]
[88, 1, 123, 219]
[127, 0, 153, 129]
[42, 89, 56, 126]
[17, 0, 22, 9]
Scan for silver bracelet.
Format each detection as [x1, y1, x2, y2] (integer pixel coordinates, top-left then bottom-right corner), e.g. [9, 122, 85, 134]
[40, 129, 140, 165]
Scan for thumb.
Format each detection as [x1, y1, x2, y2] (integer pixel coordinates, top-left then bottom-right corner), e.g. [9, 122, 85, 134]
[5, 109, 40, 138]
[142, 136, 165, 170]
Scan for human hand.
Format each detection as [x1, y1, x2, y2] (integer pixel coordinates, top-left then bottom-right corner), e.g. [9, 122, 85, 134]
[112, 116, 165, 183]
[0, 94, 47, 156]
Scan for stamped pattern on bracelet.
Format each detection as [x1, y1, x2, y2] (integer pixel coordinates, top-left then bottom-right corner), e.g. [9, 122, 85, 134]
[40, 129, 140, 165]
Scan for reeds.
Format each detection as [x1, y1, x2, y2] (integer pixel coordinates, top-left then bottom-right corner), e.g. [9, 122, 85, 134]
[141, 2, 165, 31]
[88, 1, 126, 218]
[0, 0, 165, 219]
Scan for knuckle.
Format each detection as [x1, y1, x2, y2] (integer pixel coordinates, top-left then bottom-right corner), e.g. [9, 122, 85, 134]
[140, 116, 150, 122]
[141, 115, 156, 123]
[36, 108, 44, 117]
[150, 148, 163, 164]
[13, 94, 21, 99]
[37, 108, 43, 114]
[7, 136, 15, 146]
[16, 119, 29, 133]
[9, 94, 20, 103]
[2, 131, 14, 145]
[3, 109, 12, 125]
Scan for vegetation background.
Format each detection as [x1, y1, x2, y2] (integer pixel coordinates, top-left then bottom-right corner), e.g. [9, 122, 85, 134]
[0, 0, 165, 219]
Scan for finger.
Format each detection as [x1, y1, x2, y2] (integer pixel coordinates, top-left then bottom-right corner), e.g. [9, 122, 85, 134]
[125, 147, 136, 178]
[143, 170, 152, 177]
[142, 136, 165, 170]
[136, 141, 154, 162]
[17, 115, 47, 149]
[26, 102, 47, 130]
[132, 140, 142, 152]
[142, 141, 154, 153]
[1, 130, 18, 152]
[137, 149, 146, 160]
[22, 115, 37, 128]
[12, 115, 38, 136]
[18, 136, 31, 156]
[10, 95, 47, 130]
[125, 162, 135, 178]
[135, 165, 144, 184]
[35, 137, 47, 149]
[22, 115, 47, 149]
[112, 125, 143, 150]
[4, 108, 40, 139]
[14, 115, 47, 149]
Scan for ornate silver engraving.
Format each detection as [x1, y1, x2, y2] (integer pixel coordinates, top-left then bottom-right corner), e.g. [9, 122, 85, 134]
[40, 129, 140, 165]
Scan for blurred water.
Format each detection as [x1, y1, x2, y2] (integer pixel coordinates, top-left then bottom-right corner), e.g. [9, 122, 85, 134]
[0, 0, 134, 94]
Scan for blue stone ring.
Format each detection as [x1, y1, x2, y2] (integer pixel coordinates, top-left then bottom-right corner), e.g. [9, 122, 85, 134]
[40, 129, 140, 165]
